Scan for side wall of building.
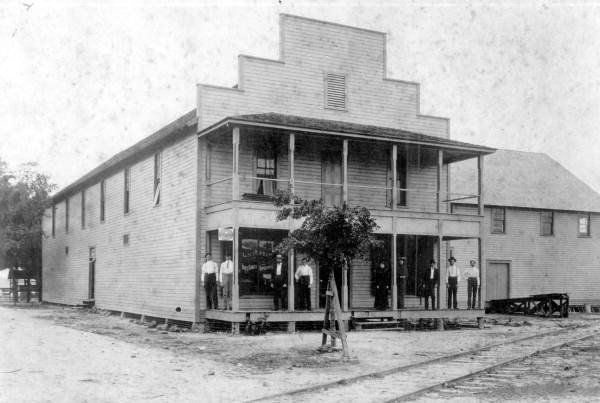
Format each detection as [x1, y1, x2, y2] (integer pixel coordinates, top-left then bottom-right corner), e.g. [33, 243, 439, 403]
[42, 135, 198, 321]
[451, 205, 600, 304]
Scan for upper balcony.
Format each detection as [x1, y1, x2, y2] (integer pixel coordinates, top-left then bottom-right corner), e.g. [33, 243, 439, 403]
[199, 113, 494, 224]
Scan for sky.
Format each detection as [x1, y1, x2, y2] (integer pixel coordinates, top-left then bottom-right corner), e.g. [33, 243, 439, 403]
[1, 0, 600, 194]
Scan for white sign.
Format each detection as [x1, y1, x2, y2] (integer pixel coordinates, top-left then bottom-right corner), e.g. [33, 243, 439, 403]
[218, 227, 234, 241]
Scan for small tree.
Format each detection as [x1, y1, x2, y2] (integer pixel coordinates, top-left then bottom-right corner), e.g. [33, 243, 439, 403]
[0, 160, 56, 300]
[273, 189, 378, 296]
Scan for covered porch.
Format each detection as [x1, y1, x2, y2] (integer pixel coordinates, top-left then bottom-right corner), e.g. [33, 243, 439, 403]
[195, 113, 494, 330]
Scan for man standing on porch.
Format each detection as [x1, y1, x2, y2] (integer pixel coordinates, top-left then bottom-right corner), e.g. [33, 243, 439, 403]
[201, 253, 219, 309]
[220, 254, 234, 310]
[446, 257, 461, 309]
[464, 259, 480, 309]
[271, 253, 287, 311]
[423, 259, 439, 310]
[295, 258, 313, 311]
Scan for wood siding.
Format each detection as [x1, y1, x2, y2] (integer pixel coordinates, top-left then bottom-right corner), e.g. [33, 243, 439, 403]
[207, 132, 450, 212]
[42, 135, 198, 321]
[451, 205, 600, 305]
[198, 15, 448, 139]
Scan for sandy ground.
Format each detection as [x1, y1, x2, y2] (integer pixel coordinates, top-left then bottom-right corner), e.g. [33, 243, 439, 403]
[0, 304, 597, 402]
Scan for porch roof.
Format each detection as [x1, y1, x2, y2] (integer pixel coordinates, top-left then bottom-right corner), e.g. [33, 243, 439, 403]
[198, 112, 496, 155]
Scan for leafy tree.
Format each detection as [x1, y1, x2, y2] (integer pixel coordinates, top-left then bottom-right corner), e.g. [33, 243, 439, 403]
[273, 189, 378, 296]
[0, 159, 56, 299]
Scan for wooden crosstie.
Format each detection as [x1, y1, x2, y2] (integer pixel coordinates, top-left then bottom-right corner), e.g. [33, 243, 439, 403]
[321, 269, 349, 359]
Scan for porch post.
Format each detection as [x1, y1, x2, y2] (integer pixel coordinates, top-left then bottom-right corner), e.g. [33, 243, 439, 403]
[391, 220, 398, 310]
[392, 144, 397, 210]
[232, 127, 241, 311]
[437, 149, 443, 213]
[232, 127, 240, 201]
[437, 234, 443, 310]
[288, 132, 295, 312]
[478, 235, 485, 309]
[342, 138, 349, 311]
[478, 154, 484, 216]
[342, 139, 348, 204]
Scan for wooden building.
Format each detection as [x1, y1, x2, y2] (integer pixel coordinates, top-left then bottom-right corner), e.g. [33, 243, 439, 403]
[42, 14, 495, 330]
[450, 149, 600, 306]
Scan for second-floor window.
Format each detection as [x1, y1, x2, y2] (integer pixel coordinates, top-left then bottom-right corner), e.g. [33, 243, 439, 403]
[100, 180, 106, 222]
[124, 167, 130, 214]
[578, 213, 591, 237]
[540, 211, 553, 236]
[81, 190, 86, 229]
[491, 208, 505, 234]
[255, 145, 277, 196]
[154, 152, 162, 206]
[65, 198, 69, 234]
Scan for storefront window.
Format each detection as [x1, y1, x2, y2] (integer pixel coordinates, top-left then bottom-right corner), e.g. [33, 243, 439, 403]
[239, 229, 287, 296]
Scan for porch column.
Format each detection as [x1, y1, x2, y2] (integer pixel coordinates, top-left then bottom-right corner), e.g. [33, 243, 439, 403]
[232, 126, 240, 201]
[232, 127, 241, 311]
[478, 235, 485, 309]
[342, 139, 348, 204]
[342, 138, 349, 311]
[391, 221, 398, 310]
[437, 234, 443, 310]
[391, 144, 398, 210]
[288, 132, 295, 312]
[478, 154, 484, 216]
[437, 149, 443, 213]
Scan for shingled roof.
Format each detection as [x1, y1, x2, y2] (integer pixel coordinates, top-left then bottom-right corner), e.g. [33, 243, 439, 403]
[53, 110, 197, 202]
[451, 149, 600, 212]
[200, 112, 496, 153]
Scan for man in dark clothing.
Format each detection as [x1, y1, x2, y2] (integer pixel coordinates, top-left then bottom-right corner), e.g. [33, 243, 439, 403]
[422, 259, 439, 310]
[374, 262, 390, 310]
[271, 253, 287, 310]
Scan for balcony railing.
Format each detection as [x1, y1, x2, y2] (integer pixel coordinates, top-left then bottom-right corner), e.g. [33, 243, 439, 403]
[206, 176, 480, 215]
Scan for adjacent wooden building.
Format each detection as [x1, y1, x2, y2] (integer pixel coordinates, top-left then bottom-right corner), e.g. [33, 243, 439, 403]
[450, 149, 600, 306]
[43, 14, 498, 329]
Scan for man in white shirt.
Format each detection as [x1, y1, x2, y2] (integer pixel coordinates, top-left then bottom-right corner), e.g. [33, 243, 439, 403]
[271, 253, 287, 311]
[201, 253, 219, 309]
[295, 257, 313, 311]
[464, 259, 480, 309]
[220, 254, 234, 310]
[446, 257, 461, 309]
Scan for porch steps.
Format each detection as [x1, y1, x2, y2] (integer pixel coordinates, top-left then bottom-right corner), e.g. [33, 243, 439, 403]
[82, 299, 95, 308]
[352, 317, 400, 331]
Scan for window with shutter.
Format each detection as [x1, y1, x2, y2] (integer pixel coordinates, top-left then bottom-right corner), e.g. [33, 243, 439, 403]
[491, 208, 505, 234]
[324, 73, 347, 111]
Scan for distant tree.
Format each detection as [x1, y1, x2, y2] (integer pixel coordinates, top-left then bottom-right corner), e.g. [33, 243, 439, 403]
[0, 159, 56, 299]
[273, 189, 378, 294]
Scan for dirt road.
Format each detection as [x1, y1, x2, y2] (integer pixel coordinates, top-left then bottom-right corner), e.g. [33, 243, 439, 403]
[0, 306, 267, 402]
[1, 304, 599, 402]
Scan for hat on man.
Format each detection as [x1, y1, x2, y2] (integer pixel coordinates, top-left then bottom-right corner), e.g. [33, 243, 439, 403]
[448, 257, 457, 263]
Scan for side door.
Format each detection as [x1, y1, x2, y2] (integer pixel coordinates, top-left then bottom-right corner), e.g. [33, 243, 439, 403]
[486, 261, 509, 300]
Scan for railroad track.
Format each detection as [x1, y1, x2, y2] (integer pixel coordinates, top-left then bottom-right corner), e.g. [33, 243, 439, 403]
[249, 325, 599, 403]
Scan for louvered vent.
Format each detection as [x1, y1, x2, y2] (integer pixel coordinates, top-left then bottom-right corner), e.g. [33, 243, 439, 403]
[325, 73, 347, 110]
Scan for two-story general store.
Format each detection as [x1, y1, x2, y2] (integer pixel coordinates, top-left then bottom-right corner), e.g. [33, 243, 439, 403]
[43, 14, 496, 330]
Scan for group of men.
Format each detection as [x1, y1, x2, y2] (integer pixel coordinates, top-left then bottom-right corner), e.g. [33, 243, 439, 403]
[422, 257, 480, 310]
[200, 253, 314, 311]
